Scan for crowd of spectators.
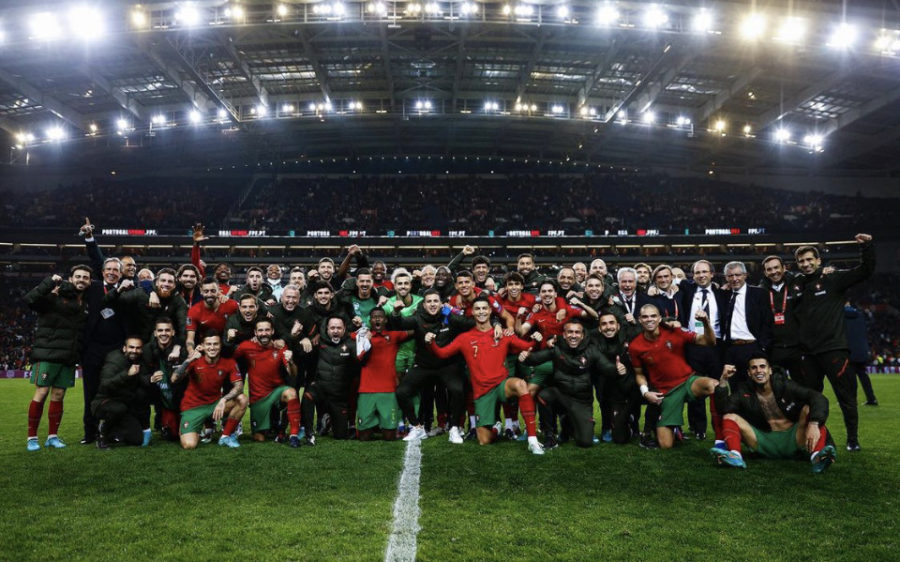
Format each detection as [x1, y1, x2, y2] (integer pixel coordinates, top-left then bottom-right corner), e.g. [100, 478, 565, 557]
[0, 277, 36, 371]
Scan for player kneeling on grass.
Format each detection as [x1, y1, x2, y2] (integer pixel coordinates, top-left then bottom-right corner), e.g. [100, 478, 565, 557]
[91, 336, 153, 449]
[427, 296, 545, 455]
[171, 334, 248, 449]
[519, 320, 622, 448]
[234, 319, 302, 447]
[710, 355, 836, 473]
[356, 309, 412, 441]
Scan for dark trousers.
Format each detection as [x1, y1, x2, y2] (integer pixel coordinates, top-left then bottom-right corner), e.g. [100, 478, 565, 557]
[397, 363, 464, 427]
[81, 345, 118, 438]
[91, 389, 150, 446]
[802, 350, 858, 442]
[851, 362, 878, 403]
[538, 388, 594, 447]
[771, 345, 805, 383]
[686, 343, 722, 434]
[302, 383, 350, 439]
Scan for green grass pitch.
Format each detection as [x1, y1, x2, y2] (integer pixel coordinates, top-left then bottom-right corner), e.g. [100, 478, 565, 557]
[1, 376, 897, 561]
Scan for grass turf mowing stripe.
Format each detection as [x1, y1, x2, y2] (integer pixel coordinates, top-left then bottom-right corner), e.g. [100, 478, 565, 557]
[385, 439, 423, 562]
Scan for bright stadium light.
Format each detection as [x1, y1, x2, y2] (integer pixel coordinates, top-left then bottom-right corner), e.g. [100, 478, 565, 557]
[874, 30, 900, 54]
[743, 124, 752, 136]
[45, 126, 66, 141]
[828, 22, 858, 49]
[276, 4, 289, 17]
[131, 9, 147, 28]
[551, 104, 565, 114]
[460, 2, 478, 16]
[255, 104, 268, 117]
[68, 6, 106, 41]
[774, 127, 791, 143]
[643, 4, 668, 29]
[483, 100, 500, 112]
[424, 2, 441, 16]
[175, 4, 203, 27]
[692, 9, 713, 33]
[282, 103, 295, 113]
[116, 118, 129, 132]
[89, 123, 98, 133]
[217, 108, 228, 120]
[714, 119, 726, 133]
[225, 5, 245, 20]
[367, 2, 387, 16]
[775, 16, 807, 45]
[595, 4, 619, 27]
[642, 111, 655, 124]
[28, 12, 63, 41]
[739, 13, 767, 41]
[308, 102, 317, 112]
[151, 114, 166, 126]
[676, 115, 691, 126]
[556, 5, 569, 20]
[803, 133, 824, 151]
[188, 109, 202, 124]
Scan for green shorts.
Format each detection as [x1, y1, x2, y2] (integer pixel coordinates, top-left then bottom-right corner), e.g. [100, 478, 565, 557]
[526, 361, 553, 388]
[250, 386, 290, 433]
[395, 354, 415, 377]
[30, 362, 76, 388]
[751, 425, 801, 458]
[357, 392, 399, 430]
[659, 375, 702, 427]
[180, 403, 218, 436]
[474, 380, 511, 427]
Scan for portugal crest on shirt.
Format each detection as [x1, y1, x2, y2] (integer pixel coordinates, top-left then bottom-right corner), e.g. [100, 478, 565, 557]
[273, 352, 279, 359]
[665, 341, 673, 350]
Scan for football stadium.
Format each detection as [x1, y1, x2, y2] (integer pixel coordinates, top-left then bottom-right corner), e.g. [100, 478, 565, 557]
[1, 0, 898, 560]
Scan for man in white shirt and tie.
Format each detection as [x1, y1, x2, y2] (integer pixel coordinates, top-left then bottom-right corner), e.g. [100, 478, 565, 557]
[720, 261, 773, 384]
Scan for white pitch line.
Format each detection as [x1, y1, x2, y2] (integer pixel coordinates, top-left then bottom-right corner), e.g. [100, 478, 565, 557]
[384, 439, 423, 562]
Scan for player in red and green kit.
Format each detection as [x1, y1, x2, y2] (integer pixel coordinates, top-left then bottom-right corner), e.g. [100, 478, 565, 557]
[171, 333, 248, 449]
[185, 277, 239, 353]
[233, 319, 302, 447]
[382, 269, 423, 376]
[356, 308, 411, 440]
[428, 296, 545, 455]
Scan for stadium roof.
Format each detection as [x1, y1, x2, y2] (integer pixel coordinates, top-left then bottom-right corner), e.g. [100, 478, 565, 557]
[0, 0, 898, 175]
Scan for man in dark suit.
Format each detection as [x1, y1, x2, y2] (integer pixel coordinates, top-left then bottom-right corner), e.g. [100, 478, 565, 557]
[678, 260, 727, 440]
[79, 219, 127, 444]
[720, 261, 773, 384]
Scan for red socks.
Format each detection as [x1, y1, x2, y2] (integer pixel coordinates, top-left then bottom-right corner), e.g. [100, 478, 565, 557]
[28, 400, 44, 438]
[222, 417, 240, 437]
[812, 424, 827, 454]
[286, 398, 301, 436]
[518, 393, 538, 437]
[722, 417, 742, 452]
[48, 401, 63, 436]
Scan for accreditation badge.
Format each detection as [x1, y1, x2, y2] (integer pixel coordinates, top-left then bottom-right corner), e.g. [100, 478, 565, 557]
[773, 313, 785, 325]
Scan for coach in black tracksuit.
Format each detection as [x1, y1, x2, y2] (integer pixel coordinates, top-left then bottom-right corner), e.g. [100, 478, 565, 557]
[520, 320, 620, 448]
[792, 234, 875, 450]
[759, 260, 804, 381]
[594, 313, 640, 444]
[301, 316, 360, 440]
[91, 339, 150, 447]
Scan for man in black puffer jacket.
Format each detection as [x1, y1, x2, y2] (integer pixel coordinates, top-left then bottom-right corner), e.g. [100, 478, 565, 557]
[519, 320, 620, 448]
[25, 266, 91, 451]
[300, 315, 360, 443]
[91, 336, 152, 449]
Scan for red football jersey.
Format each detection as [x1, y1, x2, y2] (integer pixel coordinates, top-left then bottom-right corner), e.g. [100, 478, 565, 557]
[358, 330, 410, 393]
[451, 287, 504, 317]
[430, 328, 533, 398]
[496, 292, 537, 318]
[628, 327, 696, 394]
[186, 299, 239, 337]
[234, 340, 288, 403]
[180, 357, 242, 411]
[525, 303, 582, 348]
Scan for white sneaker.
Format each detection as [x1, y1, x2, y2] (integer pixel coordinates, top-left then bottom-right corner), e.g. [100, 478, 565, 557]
[403, 425, 428, 441]
[448, 426, 464, 445]
[427, 425, 446, 437]
[527, 436, 545, 456]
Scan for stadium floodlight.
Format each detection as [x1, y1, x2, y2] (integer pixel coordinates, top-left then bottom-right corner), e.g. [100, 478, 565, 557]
[643, 4, 668, 30]
[556, 5, 569, 20]
[514, 4, 534, 18]
[530, 103, 537, 111]
[676, 116, 691, 126]
[714, 119, 726, 133]
[595, 4, 619, 27]
[803, 133, 824, 151]
[642, 111, 655, 124]
[407, 3, 423, 15]
[45, 126, 66, 141]
[551, 104, 565, 114]
[460, 2, 478, 16]
[28, 12, 63, 41]
[775, 17, 807, 45]
[874, 30, 900, 54]
[692, 9, 713, 33]
[368, 2, 387, 16]
[424, 2, 441, 16]
[739, 13, 766, 41]
[68, 6, 106, 41]
[151, 114, 166, 126]
[255, 104, 268, 117]
[276, 4, 289, 17]
[175, 4, 202, 27]
[484, 100, 500, 112]
[131, 9, 147, 28]
[502, 5, 511, 16]
[828, 23, 858, 49]
[774, 127, 791, 143]
[188, 109, 202, 124]
[89, 123, 98, 133]
[225, 5, 245, 20]
[217, 108, 228, 121]
[617, 109, 627, 123]
[282, 103, 295, 113]
[116, 118, 129, 131]
[308, 102, 317, 112]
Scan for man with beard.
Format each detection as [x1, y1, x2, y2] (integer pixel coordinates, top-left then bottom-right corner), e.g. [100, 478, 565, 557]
[232, 266, 273, 306]
[25, 266, 92, 451]
[266, 264, 285, 303]
[634, 263, 652, 293]
[595, 313, 640, 444]
[106, 268, 188, 347]
[710, 356, 835, 473]
[382, 269, 423, 377]
[580, 274, 609, 334]
[355, 309, 411, 441]
[759, 256, 803, 381]
[427, 297, 544, 455]
[301, 316, 360, 443]
[647, 265, 681, 322]
[142, 317, 186, 441]
[556, 267, 582, 300]
[171, 334, 247, 449]
[176, 264, 202, 306]
[234, 319, 301, 446]
[389, 289, 473, 444]
[516, 253, 544, 294]
[629, 304, 718, 449]
[186, 278, 239, 354]
[519, 320, 620, 448]
[470, 255, 497, 292]
[339, 268, 385, 330]
[288, 267, 312, 306]
[91, 336, 151, 449]
[792, 234, 875, 451]
[225, 294, 284, 355]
